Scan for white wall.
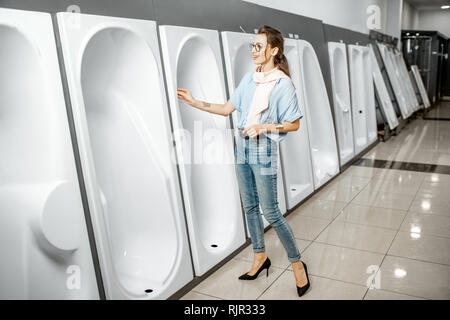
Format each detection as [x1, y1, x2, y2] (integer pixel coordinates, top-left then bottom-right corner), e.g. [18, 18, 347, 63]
[385, 0, 403, 40]
[243, 0, 403, 37]
[417, 9, 450, 37]
[402, 1, 419, 29]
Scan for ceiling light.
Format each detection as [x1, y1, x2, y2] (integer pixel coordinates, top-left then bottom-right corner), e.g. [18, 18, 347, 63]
[441, 5, 450, 9]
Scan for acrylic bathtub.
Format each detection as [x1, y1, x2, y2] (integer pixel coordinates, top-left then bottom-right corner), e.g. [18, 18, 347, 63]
[395, 52, 420, 111]
[362, 46, 378, 146]
[348, 45, 377, 155]
[0, 8, 98, 299]
[159, 25, 246, 276]
[297, 40, 339, 188]
[385, 47, 414, 114]
[408, 69, 424, 108]
[369, 45, 399, 130]
[377, 43, 412, 119]
[221, 31, 287, 219]
[277, 38, 314, 209]
[220, 31, 256, 130]
[391, 50, 417, 114]
[328, 42, 355, 165]
[57, 13, 193, 299]
[411, 65, 431, 109]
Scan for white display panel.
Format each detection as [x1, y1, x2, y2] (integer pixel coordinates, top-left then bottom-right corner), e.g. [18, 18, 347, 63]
[0, 8, 98, 299]
[411, 65, 431, 109]
[159, 25, 246, 276]
[58, 13, 193, 299]
[297, 40, 339, 188]
[279, 38, 315, 209]
[377, 43, 412, 119]
[369, 45, 399, 130]
[328, 42, 355, 165]
[394, 51, 420, 111]
[348, 45, 377, 155]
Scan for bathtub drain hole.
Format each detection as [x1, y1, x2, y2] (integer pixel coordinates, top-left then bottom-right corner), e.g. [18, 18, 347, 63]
[211, 244, 218, 248]
[145, 289, 153, 294]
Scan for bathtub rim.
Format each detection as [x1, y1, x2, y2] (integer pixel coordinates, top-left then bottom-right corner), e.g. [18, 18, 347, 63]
[57, 12, 192, 299]
[159, 24, 246, 277]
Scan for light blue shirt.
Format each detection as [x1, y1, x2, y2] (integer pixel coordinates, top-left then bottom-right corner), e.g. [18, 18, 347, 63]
[230, 71, 303, 142]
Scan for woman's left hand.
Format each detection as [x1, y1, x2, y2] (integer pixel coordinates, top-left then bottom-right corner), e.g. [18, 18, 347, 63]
[243, 124, 267, 138]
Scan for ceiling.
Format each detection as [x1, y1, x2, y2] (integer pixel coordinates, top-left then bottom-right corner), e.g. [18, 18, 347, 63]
[406, 0, 450, 10]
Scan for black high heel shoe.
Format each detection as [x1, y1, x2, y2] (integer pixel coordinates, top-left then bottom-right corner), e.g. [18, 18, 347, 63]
[238, 257, 271, 280]
[296, 261, 310, 297]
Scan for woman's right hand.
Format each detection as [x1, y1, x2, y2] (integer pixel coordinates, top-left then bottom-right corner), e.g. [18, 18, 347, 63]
[177, 88, 197, 107]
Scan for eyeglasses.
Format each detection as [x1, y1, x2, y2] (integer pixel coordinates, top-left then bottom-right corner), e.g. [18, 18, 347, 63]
[249, 42, 266, 52]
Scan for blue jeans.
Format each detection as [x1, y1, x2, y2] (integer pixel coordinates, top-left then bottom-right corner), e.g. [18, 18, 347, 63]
[234, 131, 301, 263]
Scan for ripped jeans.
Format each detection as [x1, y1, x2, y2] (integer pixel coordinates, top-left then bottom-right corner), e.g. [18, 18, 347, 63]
[234, 130, 301, 263]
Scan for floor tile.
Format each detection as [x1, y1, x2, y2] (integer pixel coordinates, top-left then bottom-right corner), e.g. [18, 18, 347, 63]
[340, 166, 387, 178]
[423, 173, 450, 183]
[362, 149, 396, 161]
[289, 242, 384, 286]
[315, 220, 397, 254]
[335, 204, 407, 230]
[352, 189, 415, 211]
[371, 191, 415, 211]
[363, 178, 421, 195]
[418, 181, 450, 196]
[316, 175, 371, 200]
[400, 211, 450, 238]
[180, 291, 222, 300]
[363, 289, 426, 300]
[258, 271, 366, 300]
[291, 199, 347, 220]
[378, 255, 450, 300]
[267, 214, 331, 241]
[350, 188, 378, 206]
[192, 258, 284, 300]
[388, 231, 450, 265]
[371, 169, 425, 184]
[409, 198, 450, 216]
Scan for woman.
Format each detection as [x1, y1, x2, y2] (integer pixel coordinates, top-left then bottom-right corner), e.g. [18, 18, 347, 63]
[177, 25, 310, 297]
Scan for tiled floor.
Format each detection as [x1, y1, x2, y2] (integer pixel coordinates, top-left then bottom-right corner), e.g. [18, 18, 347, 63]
[180, 110, 450, 300]
[424, 100, 450, 119]
[363, 107, 450, 165]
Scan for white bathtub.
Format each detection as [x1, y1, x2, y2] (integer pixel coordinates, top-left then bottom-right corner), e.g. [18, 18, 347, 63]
[387, 48, 416, 115]
[362, 46, 378, 146]
[369, 45, 399, 130]
[220, 31, 256, 130]
[278, 38, 314, 209]
[328, 42, 355, 165]
[297, 40, 339, 188]
[57, 13, 193, 299]
[377, 43, 412, 119]
[0, 8, 98, 299]
[221, 31, 287, 222]
[348, 45, 377, 155]
[411, 65, 431, 109]
[394, 52, 420, 111]
[159, 25, 246, 276]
